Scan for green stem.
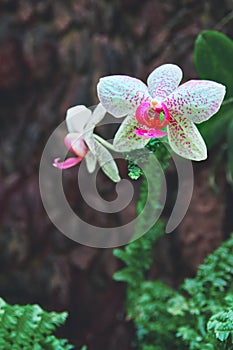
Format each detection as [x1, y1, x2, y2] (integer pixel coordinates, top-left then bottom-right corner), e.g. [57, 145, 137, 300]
[214, 10, 233, 30]
[222, 97, 233, 106]
[93, 134, 119, 152]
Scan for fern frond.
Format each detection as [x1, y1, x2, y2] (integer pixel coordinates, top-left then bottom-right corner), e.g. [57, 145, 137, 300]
[207, 308, 233, 343]
[0, 298, 74, 350]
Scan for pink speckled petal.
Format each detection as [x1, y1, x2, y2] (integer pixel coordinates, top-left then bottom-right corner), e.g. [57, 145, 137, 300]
[113, 114, 149, 152]
[95, 140, 121, 182]
[97, 75, 150, 117]
[85, 150, 97, 173]
[135, 128, 167, 139]
[147, 64, 183, 100]
[66, 105, 92, 133]
[168, 115, 207, 161]
[65, 133, 88, 157]
[53, 157, 82, 169]
[164, 80, 226, 124]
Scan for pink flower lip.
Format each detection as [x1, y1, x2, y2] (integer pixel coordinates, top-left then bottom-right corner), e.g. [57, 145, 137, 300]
[135, 128, 167, 139]
[53, 134, 89, 170]
[135, 101, 170, 139]
[53, 157, 83, 169]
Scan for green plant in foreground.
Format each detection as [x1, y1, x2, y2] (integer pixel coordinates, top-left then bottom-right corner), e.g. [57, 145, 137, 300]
[0, 298, 74, 350]
[114, 137, 233, 349]
[114, 227, 233, 350]
[170, 234, 233, 349]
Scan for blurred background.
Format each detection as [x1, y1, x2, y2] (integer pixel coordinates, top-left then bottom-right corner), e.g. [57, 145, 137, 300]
[0, 0, 233, 349]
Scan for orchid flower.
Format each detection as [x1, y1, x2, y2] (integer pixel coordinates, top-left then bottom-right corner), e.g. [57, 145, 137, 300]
[53, 104, 121, 183]
[97, 64, 226, 160]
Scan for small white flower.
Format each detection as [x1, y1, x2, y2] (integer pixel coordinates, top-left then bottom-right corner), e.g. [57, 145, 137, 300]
[53, 104, 120, 182]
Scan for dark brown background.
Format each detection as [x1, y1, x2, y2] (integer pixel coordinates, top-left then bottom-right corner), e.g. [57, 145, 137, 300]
[0, 0, 233, 349]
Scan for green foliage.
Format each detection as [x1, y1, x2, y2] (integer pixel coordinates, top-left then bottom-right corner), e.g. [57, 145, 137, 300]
[114, 139, 175, 350]
[169, 235, 233, 350]
[130, 281, 183, 350]
[114, 138, 176, 349]
[208, 307, 233, 343]
[114, 221, 165, 288]
[0, 298, 74, 350]
[197, 98, 233, 149]
[227, 119, 233, 183]
[194, 30, 233, 98]
[126, 138, 170, 180]
[194, 30, 233, 185]
[128, 161, 143, 180]
[114, 226, 233, 349]
[122, 138, 171, 248]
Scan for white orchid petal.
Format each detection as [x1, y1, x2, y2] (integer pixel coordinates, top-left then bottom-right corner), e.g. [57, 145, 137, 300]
[168, 115, 207, 161]
[83, 131, 96, 155]
[147, 64, 183, 100]
[92, 103, 107, 124]
[85, 151, 97, 173]
[66, 105, 92, 133]
[81, 104, 107, 154]
[97, 75, 150, 117]
[113, 113, 149, 152]
[95, 141, 121, 182]
[165, 80, 226, 124]
[85, 103, 106, 131]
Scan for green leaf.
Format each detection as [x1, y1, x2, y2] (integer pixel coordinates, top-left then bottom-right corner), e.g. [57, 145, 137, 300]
[127, 162, 143, 180]
[198, 98, 233, 148]
[207, 309, 233, 343]
[194, 30, 233, 98]
[0, 298, 74, 349]
[227, 118, 233, 184]
[167, 295, 188, 316]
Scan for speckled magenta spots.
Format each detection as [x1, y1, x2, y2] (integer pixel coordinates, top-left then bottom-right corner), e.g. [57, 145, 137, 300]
[147, 64, 183, 100]
[167, 114, 207, 161]
[97, 75, 150, 118]
[164, 80, 226, 124]
[98, 64, 226, 160]
[113, 113, 149, 152]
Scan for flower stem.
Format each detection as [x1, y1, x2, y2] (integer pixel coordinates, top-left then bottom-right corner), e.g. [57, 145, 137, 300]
[93, 134, 119, 152]
[222, 97, 233, 106]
